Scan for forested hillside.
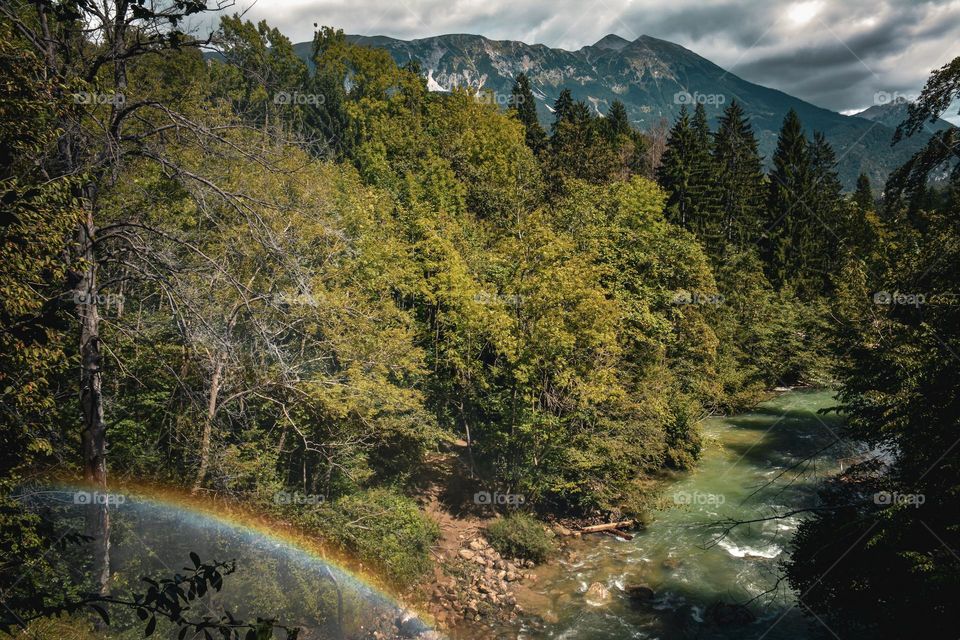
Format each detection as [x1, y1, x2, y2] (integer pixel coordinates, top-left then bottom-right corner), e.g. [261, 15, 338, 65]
[1, 3, 958, 639]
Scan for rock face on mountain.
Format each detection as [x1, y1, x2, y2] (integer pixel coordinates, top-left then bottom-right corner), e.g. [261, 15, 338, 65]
[311, 33, 949, 190]
[854, 96, 953, 134]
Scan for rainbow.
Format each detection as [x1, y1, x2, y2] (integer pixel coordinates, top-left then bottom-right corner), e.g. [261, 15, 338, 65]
[43, 481, 437, 637]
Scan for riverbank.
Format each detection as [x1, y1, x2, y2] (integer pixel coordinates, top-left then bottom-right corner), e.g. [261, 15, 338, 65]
[421, 389, 851, 639]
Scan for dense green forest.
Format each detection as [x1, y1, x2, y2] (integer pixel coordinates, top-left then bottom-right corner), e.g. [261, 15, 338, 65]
[1, 2, 958, 639]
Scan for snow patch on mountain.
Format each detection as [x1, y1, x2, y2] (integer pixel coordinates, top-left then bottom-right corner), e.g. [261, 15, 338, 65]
[587, 96, 607, 116]
[426, 70, 446, 92]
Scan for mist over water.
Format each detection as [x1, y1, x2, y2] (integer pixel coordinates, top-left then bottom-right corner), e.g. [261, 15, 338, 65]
[507, 389, 851, 640]
[27, 491, 432, 640]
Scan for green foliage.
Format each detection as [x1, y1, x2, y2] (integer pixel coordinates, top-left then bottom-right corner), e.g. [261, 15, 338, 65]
[485, 513, 556, 563]
[544, 90, 646, 191]
[3, 6, 897, 627]
[311, 488, 440, 587]
[784, 55, 960, 638]
[657, 103, 718, 240]
[764, 109, 813, 289]
[0, 23, 85, 615]
[761, 110, 849, 297]
[710, 100, 765, 252]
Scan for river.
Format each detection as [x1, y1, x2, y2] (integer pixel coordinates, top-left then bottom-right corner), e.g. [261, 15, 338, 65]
[31, 389, 847, 640]
[508, 389, 850, 640]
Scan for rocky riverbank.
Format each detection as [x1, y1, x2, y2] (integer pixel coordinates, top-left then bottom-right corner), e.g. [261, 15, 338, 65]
[423, 533, 538, 632]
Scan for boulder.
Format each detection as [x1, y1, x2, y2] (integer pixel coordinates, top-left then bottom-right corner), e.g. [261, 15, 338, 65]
[624, 583, 655, 603]
[584, 581, 611, 607]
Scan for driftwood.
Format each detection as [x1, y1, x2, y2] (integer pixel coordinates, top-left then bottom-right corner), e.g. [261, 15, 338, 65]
[601, 529, 634, 541]
[579, 520, 634, 534]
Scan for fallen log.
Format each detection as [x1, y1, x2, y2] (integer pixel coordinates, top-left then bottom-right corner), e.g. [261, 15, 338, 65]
[579, 520, 634, 534]
[601, 529, 634, 541]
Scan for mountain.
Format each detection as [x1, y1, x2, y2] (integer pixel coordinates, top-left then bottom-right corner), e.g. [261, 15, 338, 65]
[854, 97, 954, 134]
[299, 33, 946, 190]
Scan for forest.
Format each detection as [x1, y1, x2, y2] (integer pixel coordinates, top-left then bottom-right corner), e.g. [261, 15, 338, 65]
[1, 2, 958, 639]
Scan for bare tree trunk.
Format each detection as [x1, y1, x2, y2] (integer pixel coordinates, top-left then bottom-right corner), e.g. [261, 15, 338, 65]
[77, 208, 110, 597]
[192, 354, 223, 493]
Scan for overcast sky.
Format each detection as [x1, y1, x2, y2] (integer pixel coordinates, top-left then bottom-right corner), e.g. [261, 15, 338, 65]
[207, 0, 960, 123]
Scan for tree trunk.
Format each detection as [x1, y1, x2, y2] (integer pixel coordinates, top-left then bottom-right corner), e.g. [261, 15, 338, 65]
[579, 520, 634, 534]
[192, 354, 223, 493]
[77, 209, 110, 596]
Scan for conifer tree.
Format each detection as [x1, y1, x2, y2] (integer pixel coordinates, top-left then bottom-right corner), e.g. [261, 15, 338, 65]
[853, 173, 874, 212]
[551, 89, 575, 135]
[602, 100, 647, 181]
[689, 104, 717, 240]
[307, 27, 355, 158]
[605, 100, 631, 139]
[511, 73, 547, 153]
[765, 109, 812, 289]
[657, 105, 695, 226]
[545, 95, 610, 186]
[806, 131, 844, 293]
[711, 100, 765, 254]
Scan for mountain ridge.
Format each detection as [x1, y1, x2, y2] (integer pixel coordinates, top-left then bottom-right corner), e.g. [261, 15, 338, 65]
[282, 32, 950, 189]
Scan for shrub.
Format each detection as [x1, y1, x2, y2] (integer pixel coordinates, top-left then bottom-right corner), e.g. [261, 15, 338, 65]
[314, 488, 439, 588]
[485, 513, 556, 563]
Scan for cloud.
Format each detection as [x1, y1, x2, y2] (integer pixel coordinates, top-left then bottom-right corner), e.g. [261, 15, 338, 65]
[204, 0, 960, 115]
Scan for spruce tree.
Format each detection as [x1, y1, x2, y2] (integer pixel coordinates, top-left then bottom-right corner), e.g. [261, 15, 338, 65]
[603, 100, 645, 180]
[551, 89, 575, 135]
[547, 95, 615, 186]
[765, 109, 812, 289]
[605, 100, 631, 139]
[307, 27, 354, 158]
[711, 100, 765, 254]
[806, 131, 844, 293]
[657, 105, 695, 227]
[511, 73, 546, 153]
[689, 104, 717, 241]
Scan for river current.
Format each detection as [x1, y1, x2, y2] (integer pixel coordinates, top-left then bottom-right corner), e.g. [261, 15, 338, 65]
[510, 389, 849, 640]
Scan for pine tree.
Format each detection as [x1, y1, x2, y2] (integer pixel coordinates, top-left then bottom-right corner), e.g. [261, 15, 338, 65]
[711, 100, 765, 254]
[545, 95, 616, 187]
[657, 105, 695, 227]
[307, 26, 354, 158]
[807, 131, 844, 293]
[765, 109, 812, 289]
[605, 100, 631, 139]
[511, 73, 546, 153]
[689, 104, 717, 241]
[551, 89, 575, 135]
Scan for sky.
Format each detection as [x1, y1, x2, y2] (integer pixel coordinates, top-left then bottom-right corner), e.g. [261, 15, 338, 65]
[204, 0, 960, 123]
